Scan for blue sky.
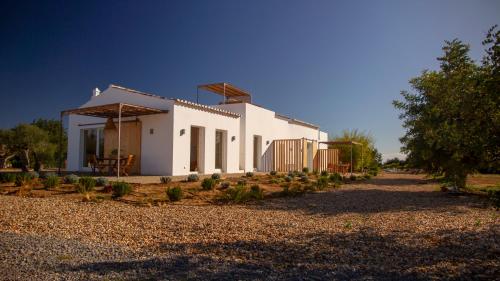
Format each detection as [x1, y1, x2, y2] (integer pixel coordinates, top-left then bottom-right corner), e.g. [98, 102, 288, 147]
[0, 0, 498, 160]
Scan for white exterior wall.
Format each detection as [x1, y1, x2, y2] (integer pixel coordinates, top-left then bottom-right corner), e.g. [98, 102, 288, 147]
[215, 103, 328, 172]
[171, 104, 240, 175]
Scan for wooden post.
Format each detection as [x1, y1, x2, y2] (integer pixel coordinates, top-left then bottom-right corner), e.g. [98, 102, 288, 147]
[58, 112, 64, 175]
[117, 104, 122, 179]
[350, 142, 353, 175]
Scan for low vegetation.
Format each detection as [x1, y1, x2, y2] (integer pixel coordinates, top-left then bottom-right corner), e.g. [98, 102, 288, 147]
[43, 174, 59, 190]
[201, 178, 217, 190]
[112, 181, 132, 198]
[160, 176, 171, 184]
[166, 186, 182, 201]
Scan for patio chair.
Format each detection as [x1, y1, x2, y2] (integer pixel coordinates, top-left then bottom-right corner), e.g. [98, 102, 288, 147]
[89, 154, 106, 175]
[113, 154, 135, 176]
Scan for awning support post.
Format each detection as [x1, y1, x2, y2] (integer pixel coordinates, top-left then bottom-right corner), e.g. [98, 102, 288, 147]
[117, 103, 122, 179]
[350, 142, 353, 176]
[58, 112, 64, 175]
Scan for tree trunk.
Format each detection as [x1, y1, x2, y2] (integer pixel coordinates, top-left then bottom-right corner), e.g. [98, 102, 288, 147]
[0, 153, 16, 168]
[20, 149, 30, 172]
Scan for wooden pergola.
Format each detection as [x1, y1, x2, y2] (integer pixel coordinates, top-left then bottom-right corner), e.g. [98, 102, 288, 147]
[197, 82, 252, 103]
[59, 103, 168, 177]
[320, 141, 363, 175]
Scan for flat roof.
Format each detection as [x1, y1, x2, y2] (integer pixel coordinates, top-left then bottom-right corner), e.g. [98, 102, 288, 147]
[61, 103, 168, 118]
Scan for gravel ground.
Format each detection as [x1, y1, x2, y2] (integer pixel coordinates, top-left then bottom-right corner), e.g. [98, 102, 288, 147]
[0, 173, 498, 280]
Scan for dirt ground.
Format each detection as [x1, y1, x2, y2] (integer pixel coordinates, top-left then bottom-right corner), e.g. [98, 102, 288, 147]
[0, 173, 498, 280]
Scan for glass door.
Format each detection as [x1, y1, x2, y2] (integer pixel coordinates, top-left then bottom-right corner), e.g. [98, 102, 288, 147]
[81, 128, 104, 168]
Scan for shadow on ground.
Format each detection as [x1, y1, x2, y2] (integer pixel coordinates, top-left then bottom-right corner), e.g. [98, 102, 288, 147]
[54, 226, 499, 280]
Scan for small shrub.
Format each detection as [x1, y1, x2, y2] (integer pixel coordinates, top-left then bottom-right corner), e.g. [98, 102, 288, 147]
[187, 174, 199, 182]
[43, 174, 59, 190]
[246, 172, 254, 177]
[300, 175, 309, 183]
[349, 174, 357, 181]
[302, 167, 309, 173]
[0, 173, 16, 183]
[363, 174, 372, 180]
[284, 176, 292, 182]
[288, 171, 295, 177]
[64, 174, 80, 184]
[201, 178, 217, 190]
[15, 173, 32, 187]
[488, 189, 500, 209]
[237, 179, 247, 186]
[78, 177, 96, 193]
[160, 176, 172, 184]
[329, 173, 342, 183]
[270, 170, 277, 176]
[320, 170, 329, 177]
[268, 178, 279, 184]
[29, 171, 39, 179]
[166, 186, 183, 201]
[281, 183, 305, 197]
[223, 185, 247, 203]
[220, 182, 230, 189]
[95, 177, 109, 187]
[298, 171, 306, 177]
[41, 172, 56, 180]
[249, 185, 263, 200]
[316, 176, 329, 190]
[211, 173, 221, 180]
[112, 181, 132, 197]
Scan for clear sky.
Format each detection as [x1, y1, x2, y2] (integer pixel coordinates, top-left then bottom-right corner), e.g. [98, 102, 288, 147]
[1, 0, 498, 160]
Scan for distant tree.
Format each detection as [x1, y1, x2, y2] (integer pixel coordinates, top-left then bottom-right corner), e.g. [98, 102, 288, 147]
[393, 26, 500, 190]
[31, 118, 67, 166]
[330, 129, 380, 172]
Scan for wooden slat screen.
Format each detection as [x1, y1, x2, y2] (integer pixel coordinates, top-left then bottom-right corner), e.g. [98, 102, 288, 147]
[313, 149, 340, 173]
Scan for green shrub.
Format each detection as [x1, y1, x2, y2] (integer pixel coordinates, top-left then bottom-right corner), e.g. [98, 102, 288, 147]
[270, 170, 277, 176]
[211, 173, 221, 180]
[329, 173, 342, 183]
[320, 170, 329, 177]
[160, 176, 172, 184]
[78, 177, 96, 193]
[298, 171, 306, 177]
[284, 176, 292, 182]
[363, 174, 372, 180]
[246, 172, 254, 177]
[95, 177, 109, 187]
[15, 173, 32, 187]
[166, 186, 183, 201]
[350, 175, 357, 181]
[0, 173, 16, 183]
[300, 175, 309, 183]
[187, 174, 199, 182]
[237, 179, 247, 186]
[288, 171, 295, 177]
[201, 178, 217, 190]
[29, 171, 39, 179]
[220, 182, 230, 189]
[316, 176, 329, 190]
[302, 167, 309, 173]
[43, 174, 59, 189]
[249, 185, 264, 200]
[64, 174, 80, 184]
[268, 178, 279, 184]
[488, 189, 500, 209]
[112, 181, 132, 197]
[281, 183, 305, 197]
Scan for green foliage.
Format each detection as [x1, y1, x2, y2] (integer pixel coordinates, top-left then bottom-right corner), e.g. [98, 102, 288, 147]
[15, 173, 33, 186]
[160, 176, 172, 184]
[95, 177, 108, 187]
[249, 185, 264, 200]
[64, 174, 79, 184]
[316, 176, 329, 190]
[166, 186, 183, 201]
[221, 183, 263, 203]
[487, 189, 500, 209]
[201, 178, 217, 190]
[268, 178, 279, 184]
[0, 173, 16, 183]
[220, 182, 230, 189]
[112, 181, 132, 197]
[349, 174, 357, 181]
[329, 173, 342, 183]
[187, 174, 199, 182]
[211, 173, 221, 180]
[245, 172, 254, 177]
[43, 174, 59, 189]
[281, 183, 305, 197]
[320, 170, 329, 177]
[330, 129, 381, 172]
[237, 179, 247, 186]
[302, 167, 309, 173]
[284, 176, 292, 182]
[393, 27, 500, 189]
[77, 177, 96, 193]
[269, 170, 277, 176]
[300, 175, 309, 183]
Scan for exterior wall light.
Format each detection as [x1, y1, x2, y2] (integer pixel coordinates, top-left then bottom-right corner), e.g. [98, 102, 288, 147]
[266, 140, 270, 145]
[231, 136, 236, 141]
[180, 129, 185, 136]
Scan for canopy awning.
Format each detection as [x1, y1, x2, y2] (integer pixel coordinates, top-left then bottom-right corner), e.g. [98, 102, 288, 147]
[320, 141, 362, 146]
[197, 82, 251, 103]
[61, 103, 168, 118]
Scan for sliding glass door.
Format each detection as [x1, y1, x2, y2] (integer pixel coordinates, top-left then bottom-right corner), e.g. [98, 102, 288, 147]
[81, 128, 104, 168]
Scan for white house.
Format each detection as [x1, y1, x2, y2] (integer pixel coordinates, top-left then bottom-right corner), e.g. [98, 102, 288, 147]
[64, 83, 330, 176]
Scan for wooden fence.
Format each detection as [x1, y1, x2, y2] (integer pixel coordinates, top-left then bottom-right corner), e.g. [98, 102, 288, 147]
[313, 148, 341, 173]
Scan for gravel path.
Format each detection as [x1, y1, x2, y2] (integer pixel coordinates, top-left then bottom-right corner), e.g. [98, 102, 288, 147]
[0, 174, 498, 280]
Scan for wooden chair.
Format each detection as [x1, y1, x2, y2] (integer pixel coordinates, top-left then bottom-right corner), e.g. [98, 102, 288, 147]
[88, 155, 106, 175]
[113, 154, 135, 176]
